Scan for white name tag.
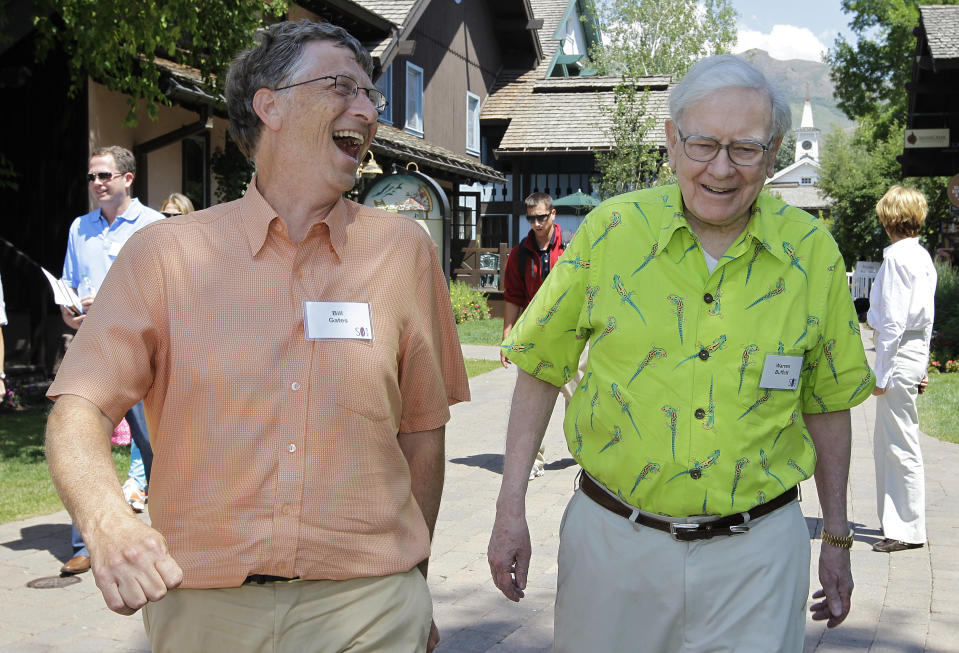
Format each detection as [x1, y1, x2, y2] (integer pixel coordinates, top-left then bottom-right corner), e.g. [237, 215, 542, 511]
[759, 354, 802, 390]
[303, 301, 373, 341]
[107, 241, 123, 257]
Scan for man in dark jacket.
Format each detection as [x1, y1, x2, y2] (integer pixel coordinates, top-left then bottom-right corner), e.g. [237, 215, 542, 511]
[501, 192, 565, 479]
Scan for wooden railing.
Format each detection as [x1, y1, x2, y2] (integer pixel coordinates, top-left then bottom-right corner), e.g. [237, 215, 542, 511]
[453, 242, 510, 291]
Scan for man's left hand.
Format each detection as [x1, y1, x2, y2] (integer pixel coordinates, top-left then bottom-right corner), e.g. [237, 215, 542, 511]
[426, 619, 440, 652]
[809, 544, 853, 627]
[871, 386, 886, 396]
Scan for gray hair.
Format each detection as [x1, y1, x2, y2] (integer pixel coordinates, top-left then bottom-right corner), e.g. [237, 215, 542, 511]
[225, 20, 373, 158]
[91, 146, 135, 176]
[669, 54, 791, 143]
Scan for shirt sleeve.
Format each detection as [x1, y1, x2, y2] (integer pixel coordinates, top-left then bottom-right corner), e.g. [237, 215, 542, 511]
[47, 230, 166, 424]
[502, 245, 527, 306]
[801, 253, 875, 413]
[61, 221, 80, 289]
[869, 255, 910, 389]
[397, 235, 470, 433]
[502, 226, 590, 388]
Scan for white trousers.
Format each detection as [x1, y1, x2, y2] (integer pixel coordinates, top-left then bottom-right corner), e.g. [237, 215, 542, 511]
[554, 489, 810, 653]
[873, 332, 928, 544]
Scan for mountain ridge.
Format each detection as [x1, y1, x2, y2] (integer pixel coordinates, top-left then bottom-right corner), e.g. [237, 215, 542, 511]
[738, 48, 854, 133]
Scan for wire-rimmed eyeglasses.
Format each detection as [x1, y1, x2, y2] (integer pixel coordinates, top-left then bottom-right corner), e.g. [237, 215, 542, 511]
[677, 129, 771, 166]
[274, 74, 389, 114]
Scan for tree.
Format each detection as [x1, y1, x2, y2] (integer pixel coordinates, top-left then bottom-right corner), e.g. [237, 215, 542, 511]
[774, 133, 797, 173]
[588, 0, 737, 197]
[817, 116, 947, 264]
[589, 0, 737, 79]
[822, 0, 954, 264]
[32, 0, 288, 125]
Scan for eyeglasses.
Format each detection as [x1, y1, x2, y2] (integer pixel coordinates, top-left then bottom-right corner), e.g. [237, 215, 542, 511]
[161, 211, 182, 218]
[527, 213, 552, 223]
[274, 74, 389, 114]
[677, 129, 771, 166]
[86, 171, 124, 183]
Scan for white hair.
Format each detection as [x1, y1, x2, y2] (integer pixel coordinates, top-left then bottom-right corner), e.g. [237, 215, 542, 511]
[669, 54, 791, 142]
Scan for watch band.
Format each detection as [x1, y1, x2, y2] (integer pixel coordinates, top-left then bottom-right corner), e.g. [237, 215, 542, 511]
[821, 527, 854, 549]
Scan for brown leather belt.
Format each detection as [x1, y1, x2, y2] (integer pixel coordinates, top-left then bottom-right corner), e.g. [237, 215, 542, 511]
[579, 473, 798, 542]
[244, 574, 300, 584]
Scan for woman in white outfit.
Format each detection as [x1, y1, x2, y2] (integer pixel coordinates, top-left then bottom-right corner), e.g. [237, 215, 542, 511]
[867, 185, 938, 553]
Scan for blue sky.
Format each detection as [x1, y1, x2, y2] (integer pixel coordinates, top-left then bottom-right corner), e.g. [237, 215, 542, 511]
[730, 0, 857, 62]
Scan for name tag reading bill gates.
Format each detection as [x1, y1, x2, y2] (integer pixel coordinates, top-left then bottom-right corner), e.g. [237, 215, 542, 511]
[759, 354, 803, 390]
[303, 301, 373, 341]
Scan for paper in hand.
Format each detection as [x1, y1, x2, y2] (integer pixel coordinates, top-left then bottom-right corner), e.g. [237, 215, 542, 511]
[41, 267, 84, 315]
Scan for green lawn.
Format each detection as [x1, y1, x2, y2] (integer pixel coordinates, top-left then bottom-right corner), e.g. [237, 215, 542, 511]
[917, 373, 959, 444]
[456, 318, 504, 346]
[0, 407, 129, 524]
[464, 358, 500, 378]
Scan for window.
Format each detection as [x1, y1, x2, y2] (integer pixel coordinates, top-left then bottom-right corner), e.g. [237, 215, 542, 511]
[466, 92, 480, 155]
[405, 62, 424, 137]
[375, 65, 393, 125]
[801, 177, 813, 186]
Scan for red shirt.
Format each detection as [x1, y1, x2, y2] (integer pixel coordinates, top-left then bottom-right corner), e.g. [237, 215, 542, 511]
[503, 223, 564, 309]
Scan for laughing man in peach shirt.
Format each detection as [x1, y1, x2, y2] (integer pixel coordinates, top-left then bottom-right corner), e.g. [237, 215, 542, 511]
[45, 20, 469, 653]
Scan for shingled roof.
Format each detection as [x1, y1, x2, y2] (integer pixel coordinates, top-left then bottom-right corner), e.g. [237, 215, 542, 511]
[920, 4, 959, 61]
[483, 0, 672, 154]
[372, 124, 506, 184]
[350, 0, 419, 27]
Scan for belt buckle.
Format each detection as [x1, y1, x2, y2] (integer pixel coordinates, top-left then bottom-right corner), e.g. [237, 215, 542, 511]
[728, 524, 750, 534]
[669, 522, 702, 541]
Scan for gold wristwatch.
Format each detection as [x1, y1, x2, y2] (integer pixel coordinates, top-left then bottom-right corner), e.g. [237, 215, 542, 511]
[821, 528, 854, 549]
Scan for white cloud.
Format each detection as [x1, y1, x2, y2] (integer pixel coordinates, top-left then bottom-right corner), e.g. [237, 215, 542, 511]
[734, 24, 828, 62]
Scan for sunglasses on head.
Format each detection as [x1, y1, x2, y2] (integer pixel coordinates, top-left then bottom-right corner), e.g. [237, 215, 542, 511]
[86, 171, 123, 183]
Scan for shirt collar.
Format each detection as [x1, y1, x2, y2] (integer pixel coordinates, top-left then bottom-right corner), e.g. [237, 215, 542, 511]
[86, 198, 143, 226]
[653, 187, 791, 266]
[240, 176, 350, 257]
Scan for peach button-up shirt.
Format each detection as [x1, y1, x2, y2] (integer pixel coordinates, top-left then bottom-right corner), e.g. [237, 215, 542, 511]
[48, 181, 470, 588]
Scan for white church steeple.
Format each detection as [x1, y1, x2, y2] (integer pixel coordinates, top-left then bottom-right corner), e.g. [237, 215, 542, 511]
[794, 91, 820, 163]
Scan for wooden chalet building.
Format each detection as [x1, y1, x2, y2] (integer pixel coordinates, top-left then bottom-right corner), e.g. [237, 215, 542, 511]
[0, 0, 541, 377]
[474, 0, 672, 247]
[901, 4, 959, 262]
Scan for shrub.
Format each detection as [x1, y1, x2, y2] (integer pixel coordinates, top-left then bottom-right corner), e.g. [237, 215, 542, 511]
[931, 260, 959, 365]
[449, 281, 490, 324]
[2, 378, 51, 412]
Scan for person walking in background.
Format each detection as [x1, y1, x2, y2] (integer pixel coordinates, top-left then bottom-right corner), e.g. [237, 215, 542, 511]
[488, 54, 874, 652]
[45, 20, 468, 652]
[159, 192, 194, 218]
[868, 185, 937, 553]
[56, 145, 164, 575]
[501, 192, 565, 480]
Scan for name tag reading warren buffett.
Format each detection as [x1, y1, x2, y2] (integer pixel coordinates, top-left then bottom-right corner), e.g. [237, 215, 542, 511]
[759, 354, 803, 390]
[303, 301, 374, 341]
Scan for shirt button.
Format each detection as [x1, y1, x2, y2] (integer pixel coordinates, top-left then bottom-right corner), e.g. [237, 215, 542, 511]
[703, 293, 714, 304]
[291, 382, 301, 391]
[698, 349, 709, 361]
[690, 468, 702, 480]
[288, 444, 296, 453]
[694, 408, 706, 420]
[281, 504, 292, 515]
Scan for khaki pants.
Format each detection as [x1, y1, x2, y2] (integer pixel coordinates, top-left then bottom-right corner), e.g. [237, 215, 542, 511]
[554, 489, 810, 653]
[142, 568, 431, 653]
